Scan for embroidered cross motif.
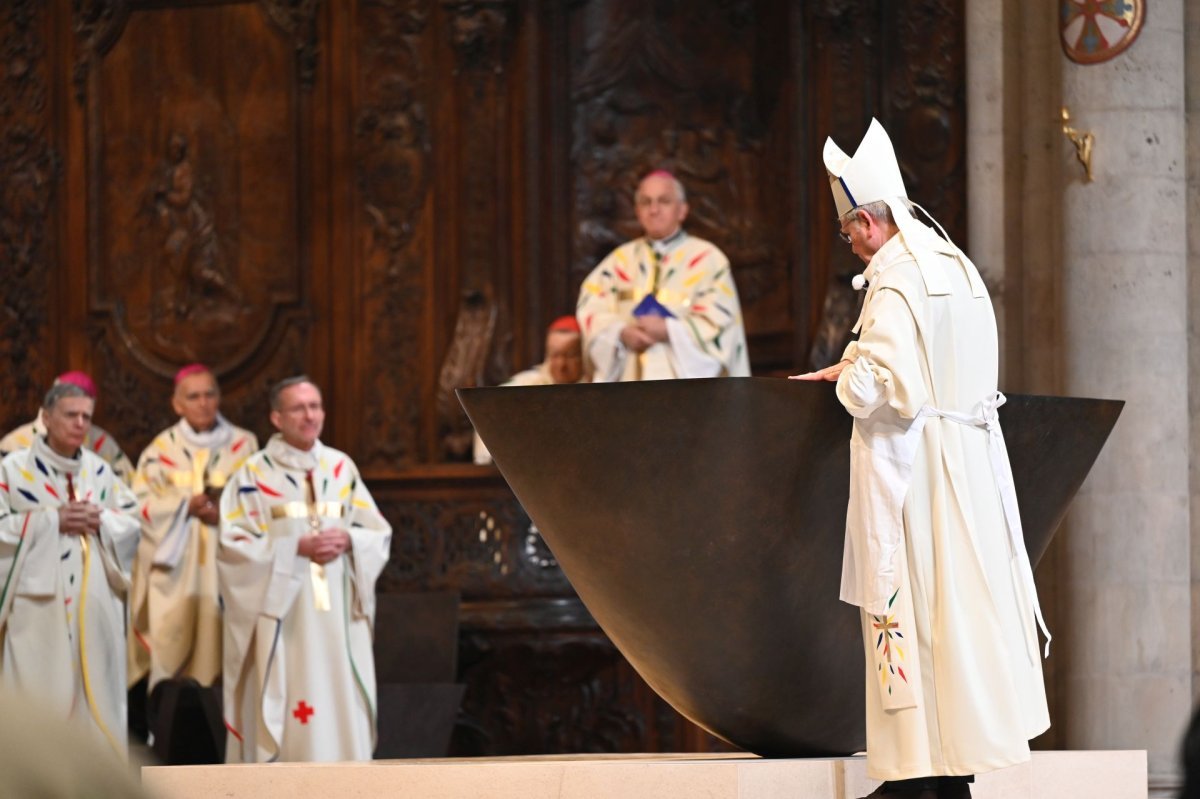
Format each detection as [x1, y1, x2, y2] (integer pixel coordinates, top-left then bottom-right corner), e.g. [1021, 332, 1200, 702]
[872, 615, 901, 663]
[292, 700, 315, 725]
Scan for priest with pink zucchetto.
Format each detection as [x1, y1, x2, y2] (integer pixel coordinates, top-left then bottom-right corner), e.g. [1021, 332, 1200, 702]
[0, 371, 133, 485]
[127, 364, 258, 753]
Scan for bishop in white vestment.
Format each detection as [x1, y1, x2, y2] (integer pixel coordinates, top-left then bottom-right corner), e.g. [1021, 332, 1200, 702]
[795, 120, 1049, 798]
[129, 365, 258, 693]
[0, 371, 133, 486]
[576, 170, 750, 381]
[0, 382, 140, 758]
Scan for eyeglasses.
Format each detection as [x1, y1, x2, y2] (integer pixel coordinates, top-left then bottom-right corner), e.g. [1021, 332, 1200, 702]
[837, 211, 861, 244]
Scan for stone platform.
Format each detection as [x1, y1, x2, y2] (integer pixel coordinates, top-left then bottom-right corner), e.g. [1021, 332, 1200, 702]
[142, 750, 1147, 798]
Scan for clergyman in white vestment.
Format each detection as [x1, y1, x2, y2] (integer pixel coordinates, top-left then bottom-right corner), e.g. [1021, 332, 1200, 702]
[576, 170, 751, 382]
[473, 315, 591, 465]
[793, 119, 1049, 799]
[219, 375, 390, 763]
[129, 364, 259, 756]
[0, 370, 134, 486]
[0, 381, 140, 759]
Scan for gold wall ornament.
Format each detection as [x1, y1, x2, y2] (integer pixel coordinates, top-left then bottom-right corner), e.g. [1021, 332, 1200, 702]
[1061, 107, 1095, 183]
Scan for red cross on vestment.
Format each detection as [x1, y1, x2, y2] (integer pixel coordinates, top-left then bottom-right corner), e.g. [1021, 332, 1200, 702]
[292, 700, 315, 724]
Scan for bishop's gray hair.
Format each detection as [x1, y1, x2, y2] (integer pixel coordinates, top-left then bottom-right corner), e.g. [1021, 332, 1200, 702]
[43, 382, 91, 410]
[841, 198, 915, 227]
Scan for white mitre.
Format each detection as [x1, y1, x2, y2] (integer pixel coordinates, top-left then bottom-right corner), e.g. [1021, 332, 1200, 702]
[823, 118, 985, 303]
[823, 117, 909, 221]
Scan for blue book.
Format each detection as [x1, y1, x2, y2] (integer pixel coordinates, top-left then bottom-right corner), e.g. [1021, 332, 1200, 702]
[632, 294, 675, 319]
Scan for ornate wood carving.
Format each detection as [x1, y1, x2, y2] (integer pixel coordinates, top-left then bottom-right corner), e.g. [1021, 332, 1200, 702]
[453, 631, 652, 755]
[802, 0, 965, 369]
[71, 0, 130, 104]
[0, 0, 58, 429]
[442, 0, 515, 76]
[257, 0, 321, 89]
[436, 291, 496, 461]
[566, 0, 794, 358]
[87, 2, 308, 382]
[376, 494, 572, 597]
[881, 0, 966, 245]
[353, 0, 433, 470]
[435, 0, 519, 459]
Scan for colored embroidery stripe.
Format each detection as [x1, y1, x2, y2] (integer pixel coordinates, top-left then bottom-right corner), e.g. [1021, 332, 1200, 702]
[0, 513, 32, 614]
[687, 249, 710, 269]
[17, 488, 37, 503]
[334, 459, 344, 479]
[34, 457, 49, 477]
[343, 568, 376, 727]
[255, 481, 283, 498]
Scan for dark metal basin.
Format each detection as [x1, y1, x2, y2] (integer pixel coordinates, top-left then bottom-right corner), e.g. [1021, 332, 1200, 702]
[458, 378, 1122, 757]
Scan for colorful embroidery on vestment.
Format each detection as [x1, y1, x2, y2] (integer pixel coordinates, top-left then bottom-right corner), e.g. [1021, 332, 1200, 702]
[872, 588, 909, 696]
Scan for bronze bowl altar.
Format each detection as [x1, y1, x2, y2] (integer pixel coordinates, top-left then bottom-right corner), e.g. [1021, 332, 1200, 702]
[458, 377, 1122, 757]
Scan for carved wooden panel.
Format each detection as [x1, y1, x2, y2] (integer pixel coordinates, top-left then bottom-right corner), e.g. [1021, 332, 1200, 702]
[66, 0, 323, 457]
[453, 600, 733, 756]
[564, 0, 798, 369]
[0, 1, 57, 432]
[93, 5, 299, 375]
[350, 0, 434, 470]
[375, 492, 572, 598]
[803, 0, 966, 370]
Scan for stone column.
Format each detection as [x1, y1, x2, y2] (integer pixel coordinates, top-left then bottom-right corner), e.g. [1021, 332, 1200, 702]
[1059, 0, 1191, 789]
[968, 0, 1192, 790]
[1188, 0, 1200, 712]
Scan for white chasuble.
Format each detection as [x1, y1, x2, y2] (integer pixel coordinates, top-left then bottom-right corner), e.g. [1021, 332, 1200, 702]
[0, 438, 140, 758]
[129, 417, 257, 690]
[835, 226, 1049, 780]
[577, 233, 751, 381]
[218, 435, 391, 763]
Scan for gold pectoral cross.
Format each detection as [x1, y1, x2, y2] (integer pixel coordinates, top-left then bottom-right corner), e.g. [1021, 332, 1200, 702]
[305, 471, 332, 612]
[636, 244, 663, 381]
[191, 448, 210, 565]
